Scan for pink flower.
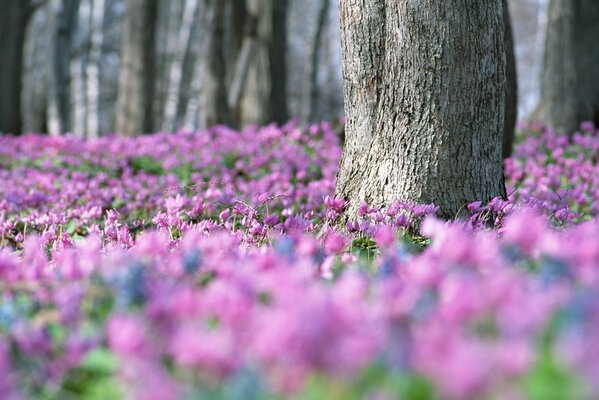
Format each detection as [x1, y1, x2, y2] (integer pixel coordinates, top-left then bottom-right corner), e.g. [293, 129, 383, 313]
[107, 314, 148, 358]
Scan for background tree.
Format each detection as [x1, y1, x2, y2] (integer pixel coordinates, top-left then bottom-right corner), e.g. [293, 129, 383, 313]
[539, 0, 599, 134]
[0, 0, 35, 135]
[115, 0, 158, 136]
[335, 1, 507, 218]
[504, 0, 518, 158]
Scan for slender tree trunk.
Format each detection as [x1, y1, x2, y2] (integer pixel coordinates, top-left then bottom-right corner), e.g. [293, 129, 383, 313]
[174, 0, 203, 130]
[0, 1, 32, 135]
[22, 3, 51, 134]
[163, 0, 199, 132]
[85, 0, 105, 138]
[48, 0, 80, 136]
[540, 0, 599, 134]
[336, 1, 507, 218]
[201, 0, 233, 128]
[268, 0, 289, 124]
[308, 0, 330, 123]
[116, 0, 158, 135]
[71, 0, 91, 137]
[503, 0, 518, 159]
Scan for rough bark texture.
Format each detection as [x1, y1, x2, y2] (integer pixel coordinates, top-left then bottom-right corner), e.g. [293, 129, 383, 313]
[503, 0, 518, 159]
[336, 1, 507, 218]
[0, 0, 32, 135]
[116, 0, 158, 135]
[540, 0, 599, 134]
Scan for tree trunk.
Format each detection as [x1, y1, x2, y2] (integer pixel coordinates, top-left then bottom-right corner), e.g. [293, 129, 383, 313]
[116, 0, 158, 136]
[503, 0, 517, 159]
[308, 0, 330, 123]
[540, 0, 599, 134]
[0, 1, 32, 135]
[85, 0, 106, 138]
[48, 0, 80, 136]
[201, 0, 232, 128]
[22, 3, 51, 134]
[268, 0, 289, 124]
[162, 0, 199, 132]
[336, 1, 507, 218]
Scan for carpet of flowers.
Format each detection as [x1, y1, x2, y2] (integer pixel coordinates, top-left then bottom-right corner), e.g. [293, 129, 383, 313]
[1, 120, 599, 399]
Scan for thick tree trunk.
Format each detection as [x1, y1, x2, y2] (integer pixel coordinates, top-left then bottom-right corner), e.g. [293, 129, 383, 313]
[308, 0, 330, 123]
[540, 0, 599, 134]
[336, 1, 507, 218]
[0, 1, 32, 135]
[116, 0, 158, 135]
[503, 0, 517, 159]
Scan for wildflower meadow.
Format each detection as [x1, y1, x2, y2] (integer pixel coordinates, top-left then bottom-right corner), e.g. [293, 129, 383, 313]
[1, 120, 599, 399]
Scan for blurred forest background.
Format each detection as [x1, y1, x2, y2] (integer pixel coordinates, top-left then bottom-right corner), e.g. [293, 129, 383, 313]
[0, 0, 550, 137]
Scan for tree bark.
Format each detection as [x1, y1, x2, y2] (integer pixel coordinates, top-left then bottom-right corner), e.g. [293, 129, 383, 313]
[268, 0, 289, 124]
[540, 0, 599, 134]
[116, 0, 158, 136]
[336, 1, 507, 218]
[503, 0, 517, 159]
[22, 3, 51, 134]
[308, 0, 330, 123]
[162, 0, 199, 132]
[0, 0, 32, 135]
[48, 0, 80, 135]
[201, 0, 233, 128]
[85, 0, 105, 138]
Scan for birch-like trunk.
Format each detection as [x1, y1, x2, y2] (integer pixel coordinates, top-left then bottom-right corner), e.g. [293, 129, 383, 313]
[539, 0, 599, 134]
[336, 1, 507, 218]
[162, 0, 199, 132]
[71, 0, 91, 137]
[85, 0, 105, 138]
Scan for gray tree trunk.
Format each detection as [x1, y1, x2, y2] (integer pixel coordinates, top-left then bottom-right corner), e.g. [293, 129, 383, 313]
[22, 3, 52, 134]
[162, 0, 199, 132]
[85, 0, 106, 138]
[504, 0, 518, 159]
[307, 0, 330, 123]
[540, 0, 599, 134]
[48, 0, 80, 135]
[0, 0, 32, 135]
[336, 1, 507, 218]
[268, 0, 289, 124]
[201, 0, 232, 128]
[116, 0, 158, 135]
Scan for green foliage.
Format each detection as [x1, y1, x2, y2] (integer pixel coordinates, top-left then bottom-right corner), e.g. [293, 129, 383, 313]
[129, 155, 164, 175]
[59, 349, 123, 400]
[523, 316, 589, 400]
